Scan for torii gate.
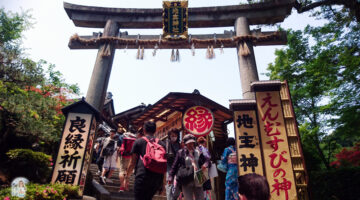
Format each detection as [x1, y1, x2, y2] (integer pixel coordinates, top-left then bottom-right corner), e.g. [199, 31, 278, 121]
[63, 1, 303, 199]
[64, 0, 294, 112]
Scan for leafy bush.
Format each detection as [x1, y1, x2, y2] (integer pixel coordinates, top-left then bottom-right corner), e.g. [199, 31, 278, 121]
[6, 149, 52, 183]
[0, 182, 80, 200]
[0, 187, 11, 200]
[330, 143, 360, 168]
[309, 167, 360, 200]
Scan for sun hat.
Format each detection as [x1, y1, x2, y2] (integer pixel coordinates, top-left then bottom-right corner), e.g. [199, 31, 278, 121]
[183, 134, 196, 144]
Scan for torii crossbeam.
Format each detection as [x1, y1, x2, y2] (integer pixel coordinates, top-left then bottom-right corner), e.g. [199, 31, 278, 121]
[63, 0, 294, 113]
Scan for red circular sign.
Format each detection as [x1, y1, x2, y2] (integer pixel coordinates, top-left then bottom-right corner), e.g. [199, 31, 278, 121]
[183, 106, 214, 137]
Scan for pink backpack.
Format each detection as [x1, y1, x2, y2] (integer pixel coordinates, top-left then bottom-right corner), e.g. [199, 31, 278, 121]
[140, 136, 167, 174]
[120, 136, 136, 158]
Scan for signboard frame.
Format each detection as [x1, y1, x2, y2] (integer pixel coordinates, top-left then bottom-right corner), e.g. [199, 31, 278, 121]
[252, 81, 298, 200]
[162, 0, 188, 40]
[230, 99, 265, 176]
[51, 98, 100, 197]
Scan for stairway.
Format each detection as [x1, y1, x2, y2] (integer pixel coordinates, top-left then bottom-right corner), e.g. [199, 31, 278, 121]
[89, 163, 166, 200]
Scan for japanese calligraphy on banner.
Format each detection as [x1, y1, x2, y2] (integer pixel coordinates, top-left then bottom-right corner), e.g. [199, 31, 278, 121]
[51, 113, 93, 186]
[234, 110, 264, 176]
[163, 0, 188, 39]
[256, 91, 297, 200]
[183, 106, 214, 137]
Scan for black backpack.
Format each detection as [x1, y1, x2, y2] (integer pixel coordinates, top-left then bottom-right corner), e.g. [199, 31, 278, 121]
[102, 140, 116, 156]
[176, 149, 195, 185]
[176, 165, 194, 185]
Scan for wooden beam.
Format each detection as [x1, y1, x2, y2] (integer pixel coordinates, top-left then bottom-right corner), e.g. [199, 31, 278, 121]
[68, 31, 287, 49]
[64, 0, 295, 28]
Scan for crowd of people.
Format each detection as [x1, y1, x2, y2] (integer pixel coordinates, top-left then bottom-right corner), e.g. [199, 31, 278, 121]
[93, 121, 270, 200]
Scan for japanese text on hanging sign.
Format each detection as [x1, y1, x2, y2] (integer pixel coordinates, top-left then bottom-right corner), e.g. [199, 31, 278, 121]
[162, 0, 188, 39]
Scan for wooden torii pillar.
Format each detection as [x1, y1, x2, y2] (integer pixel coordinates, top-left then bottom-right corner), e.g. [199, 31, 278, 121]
[64, 0, 294, 111]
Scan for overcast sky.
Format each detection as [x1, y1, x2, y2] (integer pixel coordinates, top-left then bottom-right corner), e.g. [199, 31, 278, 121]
[2, 0, 325, 135]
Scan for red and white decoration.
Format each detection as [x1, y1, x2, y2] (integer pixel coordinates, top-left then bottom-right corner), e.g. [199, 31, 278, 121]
[183, 106, 214, 137]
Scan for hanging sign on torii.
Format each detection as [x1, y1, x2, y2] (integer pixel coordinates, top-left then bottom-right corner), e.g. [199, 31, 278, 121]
[163, 0, 188, 40]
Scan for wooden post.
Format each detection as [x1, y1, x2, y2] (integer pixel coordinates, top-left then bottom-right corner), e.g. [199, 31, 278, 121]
[235, 17, 259, 99]
[85, 20, 119, 111]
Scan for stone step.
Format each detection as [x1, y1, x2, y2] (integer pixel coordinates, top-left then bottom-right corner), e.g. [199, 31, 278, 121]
[153, 195, 167, 200]
[109, 193, 166, 200]
[90, 172, 135, 183]
[93, 176, 135, 185]
[89, 163, 166, 199]
[110, 192, 134, 198]
[92, 175, 135, 186]
[110, 196, 134, 200]
[105, 185, 134, 193]
[89, 167, 135, 183]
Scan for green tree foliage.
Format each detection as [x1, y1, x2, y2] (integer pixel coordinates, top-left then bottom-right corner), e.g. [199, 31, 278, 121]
[267, 4, 360, 171]
[0, 9, 30, 45]
[0, 8, 80, 158]
[294, 0, 360, 22]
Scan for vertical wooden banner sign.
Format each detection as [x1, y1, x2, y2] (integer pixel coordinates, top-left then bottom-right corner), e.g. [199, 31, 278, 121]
[252, 81, 297, 200]
[51, 113, 93, 186]
[51, 99, 100, 197]
[230, 100, 264, 176]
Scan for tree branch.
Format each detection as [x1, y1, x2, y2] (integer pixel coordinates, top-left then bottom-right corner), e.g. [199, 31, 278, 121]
[294, 0, 338, 13]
